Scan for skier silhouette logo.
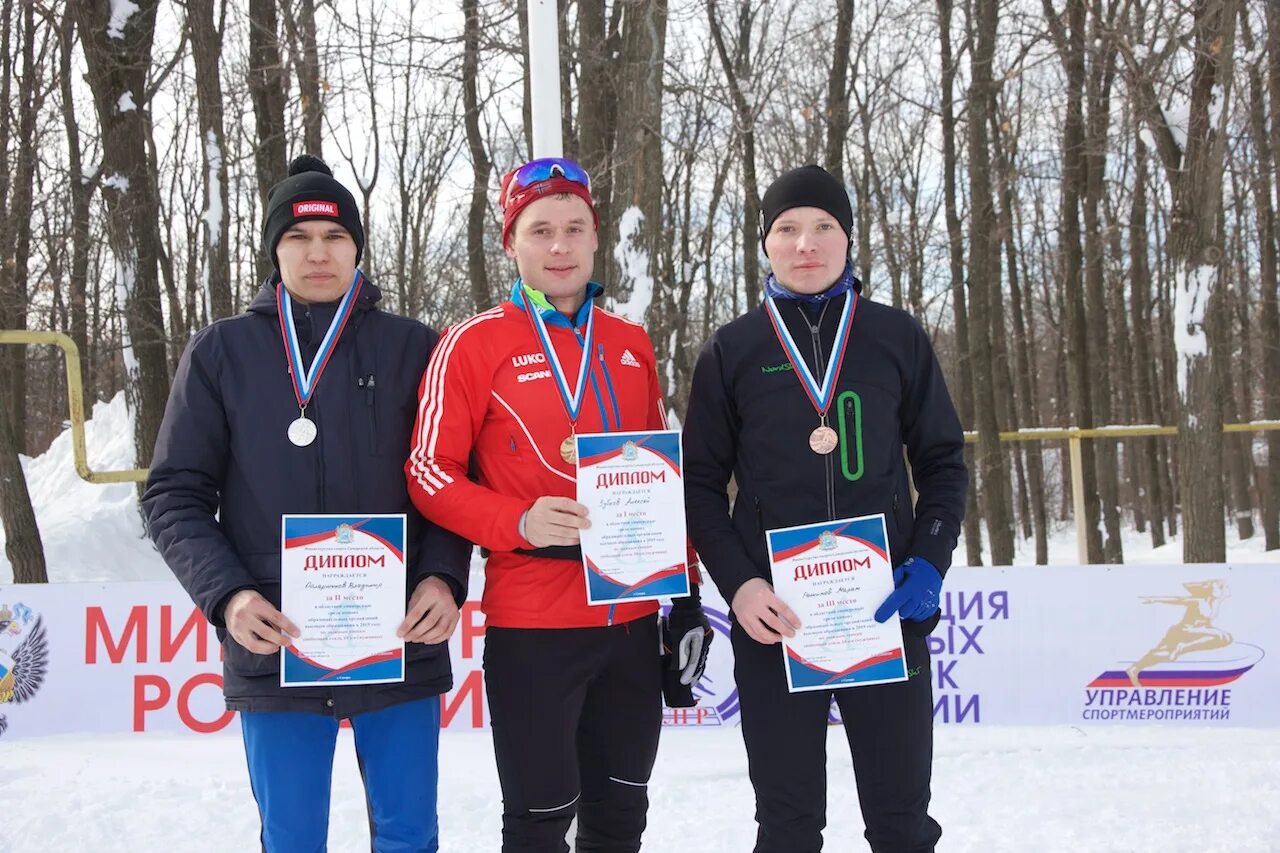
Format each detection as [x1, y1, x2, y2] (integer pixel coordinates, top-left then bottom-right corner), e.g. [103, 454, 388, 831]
[1088, 580, 1263, 689]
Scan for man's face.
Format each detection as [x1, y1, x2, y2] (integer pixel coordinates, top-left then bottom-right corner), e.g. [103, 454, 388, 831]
[275, 220, 358, 303]
[505, 194, 598, 304]
[764, 206, 849, 295]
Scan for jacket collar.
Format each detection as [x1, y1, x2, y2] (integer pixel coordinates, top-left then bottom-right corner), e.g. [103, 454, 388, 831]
[247, 271, 382, 316]
[763, 262, 862, 304]
[510, 279, 603, 329]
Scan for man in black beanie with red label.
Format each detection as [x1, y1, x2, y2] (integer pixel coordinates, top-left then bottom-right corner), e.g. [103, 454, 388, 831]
[144, 155, 470, 852]
[684, 164, 967, 852]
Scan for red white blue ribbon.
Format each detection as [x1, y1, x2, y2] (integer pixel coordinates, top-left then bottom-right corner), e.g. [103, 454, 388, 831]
[763, 291, 857, 416]
[276, 271, 363, 410]
[521, 283, 595, 426]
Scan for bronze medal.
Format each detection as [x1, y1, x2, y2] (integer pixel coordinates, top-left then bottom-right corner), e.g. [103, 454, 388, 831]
[560, 435, 578, 464]
[809, 425, 838, 455]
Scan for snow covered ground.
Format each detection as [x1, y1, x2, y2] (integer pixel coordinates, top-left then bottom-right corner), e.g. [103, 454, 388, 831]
[4, 395, 1280, 851]
[4, 725, 1278, 851]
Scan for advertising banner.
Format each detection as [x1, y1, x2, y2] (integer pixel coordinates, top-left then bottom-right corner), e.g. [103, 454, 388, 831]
[1, 563, 1276, 739]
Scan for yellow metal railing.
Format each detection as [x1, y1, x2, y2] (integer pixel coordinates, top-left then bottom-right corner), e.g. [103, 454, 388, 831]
[6, 329, 1280, 560]
[0, 330, 148, 484]
[964, 422, 1280, 563]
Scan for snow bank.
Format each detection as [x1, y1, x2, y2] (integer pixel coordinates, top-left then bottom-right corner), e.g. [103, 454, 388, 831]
[0, 393, 167, 584]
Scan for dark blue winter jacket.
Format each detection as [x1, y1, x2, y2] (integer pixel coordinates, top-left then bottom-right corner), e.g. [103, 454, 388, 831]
[142, 276, 471, 716]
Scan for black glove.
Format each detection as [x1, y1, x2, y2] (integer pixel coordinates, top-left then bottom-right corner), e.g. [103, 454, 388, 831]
[660, 585, 713, 708]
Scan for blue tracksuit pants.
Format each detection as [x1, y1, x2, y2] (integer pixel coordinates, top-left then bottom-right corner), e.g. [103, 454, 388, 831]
[240, 696, 442, 853]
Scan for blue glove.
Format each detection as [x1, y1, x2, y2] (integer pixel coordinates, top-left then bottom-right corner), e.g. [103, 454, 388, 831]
[874, 557, 942, 623]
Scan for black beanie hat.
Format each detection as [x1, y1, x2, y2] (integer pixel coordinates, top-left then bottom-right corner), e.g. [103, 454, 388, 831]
[262, 155, 365, 269]
[759, 164, 854, 256]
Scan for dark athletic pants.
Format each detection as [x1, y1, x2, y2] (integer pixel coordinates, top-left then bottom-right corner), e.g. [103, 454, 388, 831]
[732, 623, 941, 853]
[484, 616, 664, 853]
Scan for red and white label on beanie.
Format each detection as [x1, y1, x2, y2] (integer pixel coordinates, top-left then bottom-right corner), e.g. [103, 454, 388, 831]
[293, 200, 339, 218]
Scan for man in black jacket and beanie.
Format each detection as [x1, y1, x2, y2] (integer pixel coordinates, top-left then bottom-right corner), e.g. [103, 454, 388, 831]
[143, 155, 470, 853]
[683, 164, 967, 853]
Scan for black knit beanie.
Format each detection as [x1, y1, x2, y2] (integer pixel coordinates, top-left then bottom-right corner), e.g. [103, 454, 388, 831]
[262, 155, 365, 269]
[759, 164, 854, 257]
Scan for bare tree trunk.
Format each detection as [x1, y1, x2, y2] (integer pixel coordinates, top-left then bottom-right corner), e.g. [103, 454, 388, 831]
[609, 0, 669, 383]
[1082, 10, 1123, 562]
[938, 0, 982, 565]
[988, 108, 1030, 541]
[1129, 137, 1166, 547]
[74, 0, 171, 470]
[188, 0, 233, 321]
[0, 0, 44, 447]
[708, 0, 761, 308]
[0, 414, 45, 583]
[281, 0, 322, 155]
[1010, 179, 1049, 561]
[1126, 0, 1238, 561]
[248, 0, 288, 282]
[463, 0, 491, 311]
[993, 107, 1044, 554]
[824, 0, 854, 181]
[576, 0, 616, 292]
[1046, 0, 1104, 561]
[965, 0, 1015, 565]
[0, 0, 46, 583]
[59, 12, 98, 412]
[146, 114, 187, 361]
[1219, 208, 1254, 540]
[1263, 0, 1280, 549]
[332, 6, 382, 278]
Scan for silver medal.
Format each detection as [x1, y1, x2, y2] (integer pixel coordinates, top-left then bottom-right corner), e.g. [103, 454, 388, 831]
[287, 416, 317, 447]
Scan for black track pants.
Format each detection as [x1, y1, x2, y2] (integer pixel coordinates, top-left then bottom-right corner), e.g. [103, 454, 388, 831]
[732, 623, 941, 853]
[483, 616, 664, 853]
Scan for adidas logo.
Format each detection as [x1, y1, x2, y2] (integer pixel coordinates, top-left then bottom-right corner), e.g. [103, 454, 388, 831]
[620, 349, 641, 368]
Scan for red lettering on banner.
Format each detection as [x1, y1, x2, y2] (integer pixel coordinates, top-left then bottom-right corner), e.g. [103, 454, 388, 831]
[134, 674, 170, 731]
[460, 601, 486, 659]
[87, 605, 148, 663]
[134, 673, 236, 733]
[160, 606, 211, 663]
[666, 707, 713, 725]
[177, 674, 235, 733]
[441, 670, 484, 728]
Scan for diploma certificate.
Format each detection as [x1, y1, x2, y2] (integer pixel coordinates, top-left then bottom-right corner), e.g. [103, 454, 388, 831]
[280, 514, 407, 687]
[576, 430, 691, 605]
[767, 514, 907, 692]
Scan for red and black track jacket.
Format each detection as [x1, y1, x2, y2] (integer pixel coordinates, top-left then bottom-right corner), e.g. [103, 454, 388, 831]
[407, 281, 695, 629]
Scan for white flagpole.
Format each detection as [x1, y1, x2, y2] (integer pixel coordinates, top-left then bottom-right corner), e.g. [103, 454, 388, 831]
[526, 0, 564, 158]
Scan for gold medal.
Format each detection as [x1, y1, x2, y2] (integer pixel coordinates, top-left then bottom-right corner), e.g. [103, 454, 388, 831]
[560, 435, 578, 464]
[809, 425, 838, 455]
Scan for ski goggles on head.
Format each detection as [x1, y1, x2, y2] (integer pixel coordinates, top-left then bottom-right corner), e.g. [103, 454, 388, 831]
[502, 158, 592, 207]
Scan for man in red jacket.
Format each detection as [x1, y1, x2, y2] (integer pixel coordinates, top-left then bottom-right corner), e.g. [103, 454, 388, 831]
[406, 158, 708, 853]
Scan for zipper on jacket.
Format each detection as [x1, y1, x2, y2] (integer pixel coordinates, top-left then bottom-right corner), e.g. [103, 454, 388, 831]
[313, 408, 326, 511]
[598, 344, 623, 429]
[804, 303, 836, 521]
[359, 373, 378, 454]
[573, 327, 612, 431]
